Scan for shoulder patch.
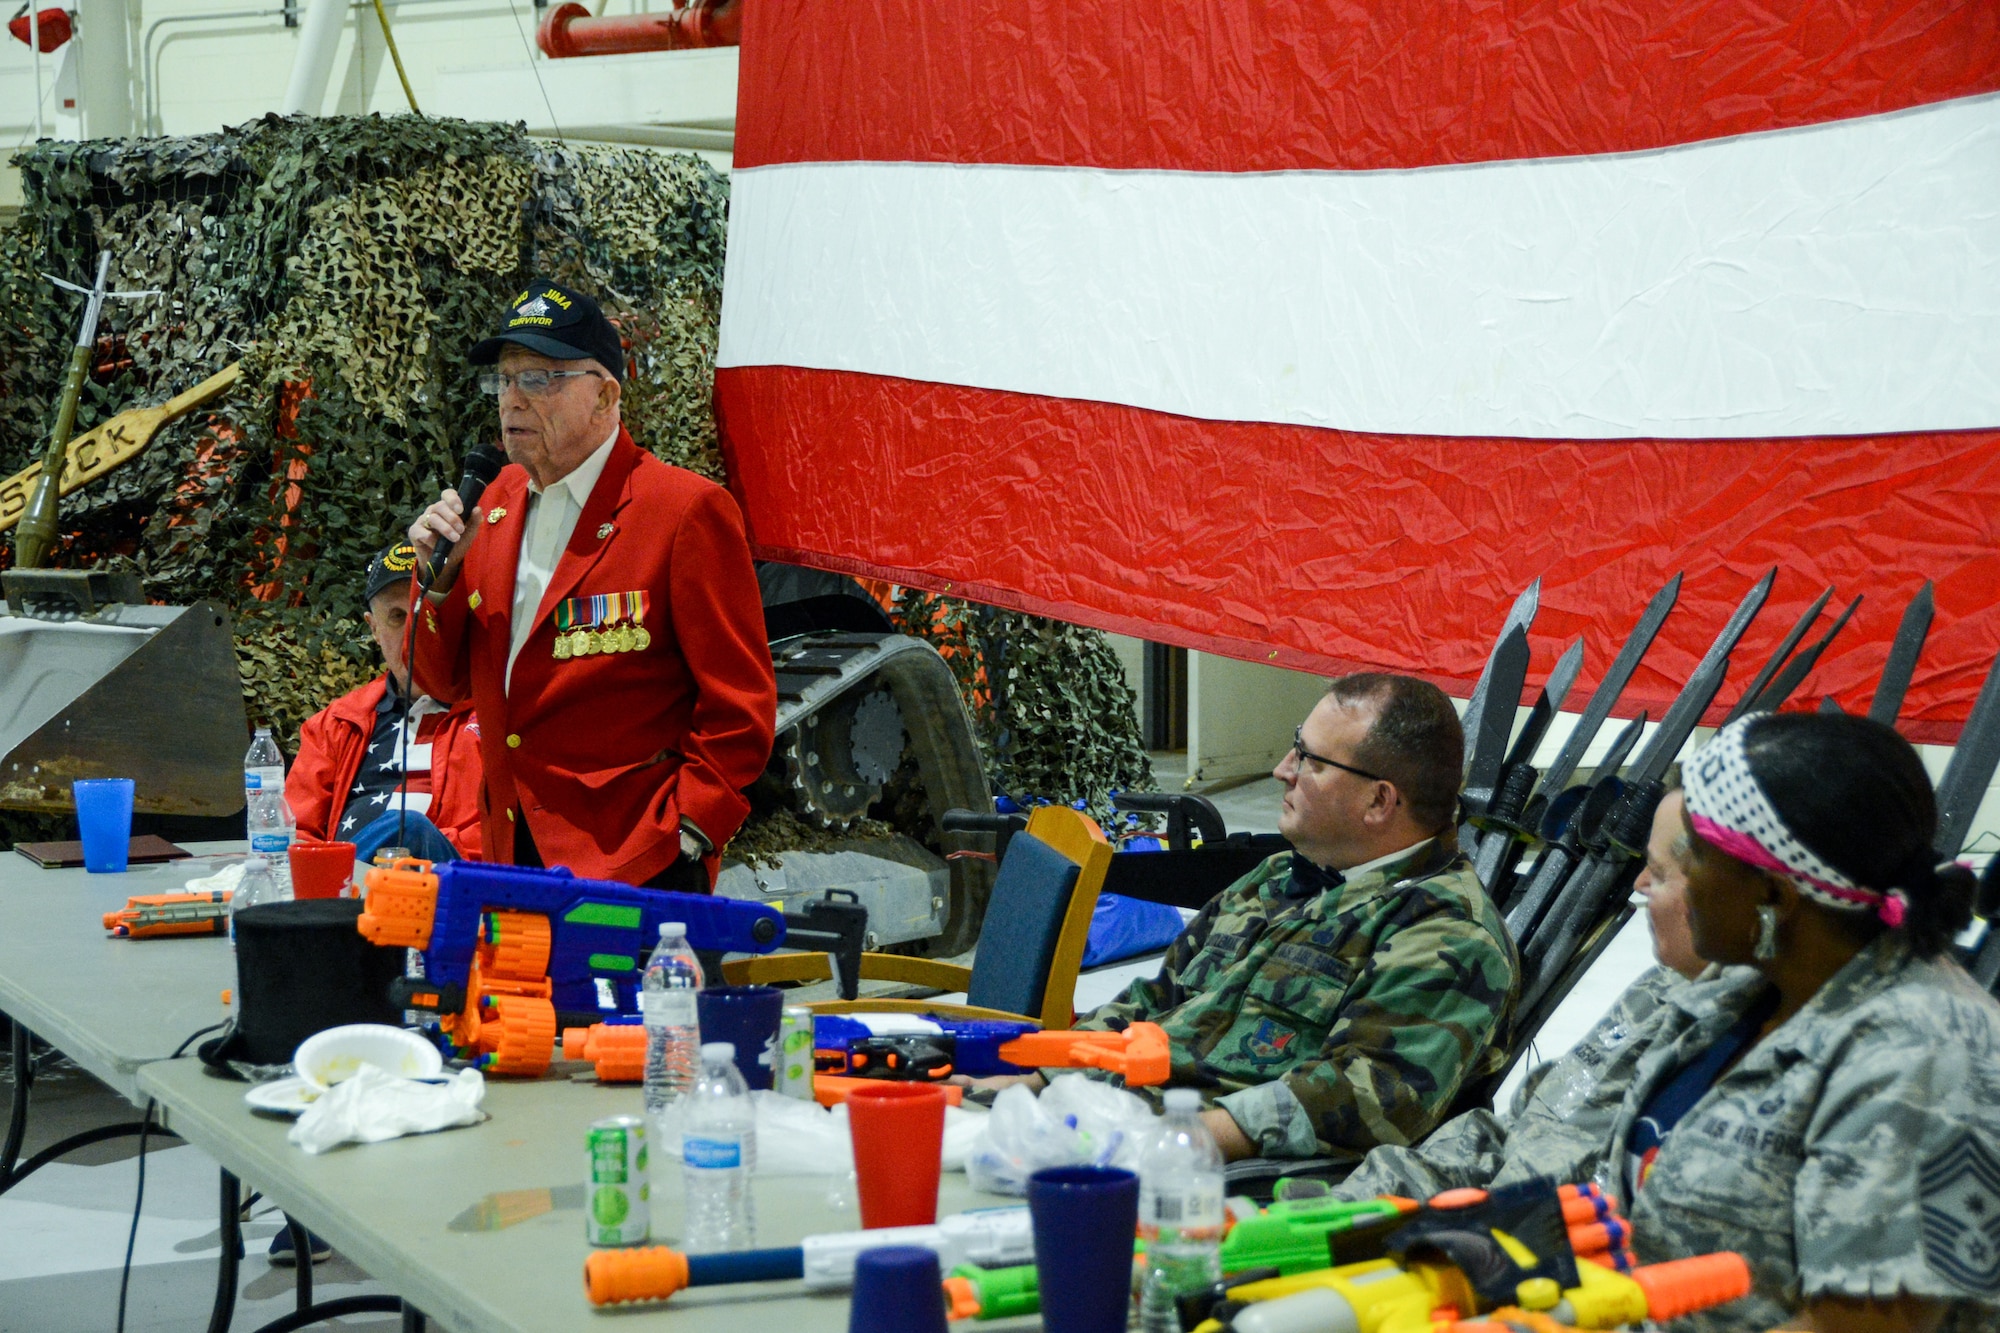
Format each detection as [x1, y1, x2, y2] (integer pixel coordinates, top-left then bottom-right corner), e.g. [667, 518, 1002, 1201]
[1920, 1131, 2000, 1295]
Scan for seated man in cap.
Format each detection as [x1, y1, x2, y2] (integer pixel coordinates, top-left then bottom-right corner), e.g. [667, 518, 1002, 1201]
[966, 673, 1519, 1167]
[287, 541, 483, 865]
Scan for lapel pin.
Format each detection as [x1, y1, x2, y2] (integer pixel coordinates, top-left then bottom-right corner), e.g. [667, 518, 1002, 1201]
[597, 522, 615, 540]
[486, 507, 507, 524]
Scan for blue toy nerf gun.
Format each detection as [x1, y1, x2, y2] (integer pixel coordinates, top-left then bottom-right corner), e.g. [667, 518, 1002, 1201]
[812, 1013, 1172, 1086]
[358, 858, 868, 1075]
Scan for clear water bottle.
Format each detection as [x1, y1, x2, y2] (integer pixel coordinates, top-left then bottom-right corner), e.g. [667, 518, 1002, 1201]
[1138, 1088, 1225, 1333]
[680, 1041, 756, 1254]
[243, 729, 295, 895]
[641, 922, 704, 1120]
[230, 856, 279, 947]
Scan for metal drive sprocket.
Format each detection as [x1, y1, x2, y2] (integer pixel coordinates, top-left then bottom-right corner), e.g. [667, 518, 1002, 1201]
[784, 688, 906, 829]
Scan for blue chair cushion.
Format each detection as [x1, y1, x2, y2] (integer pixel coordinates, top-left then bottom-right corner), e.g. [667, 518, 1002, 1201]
[964, 831, 1081, 1018]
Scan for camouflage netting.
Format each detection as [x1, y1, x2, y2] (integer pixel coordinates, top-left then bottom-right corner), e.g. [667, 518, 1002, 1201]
[0, 114, 1151, 848]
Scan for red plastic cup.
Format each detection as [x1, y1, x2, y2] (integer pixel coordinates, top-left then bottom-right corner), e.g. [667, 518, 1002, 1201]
[846, 1082, 947, 1229]
[289, 839, 358, 900]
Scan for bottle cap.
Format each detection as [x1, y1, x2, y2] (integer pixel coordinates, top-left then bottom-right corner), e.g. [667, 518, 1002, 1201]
[658, 921, 686, 939]
[700, 1041, 735, 1063]
[1163, 1088, 1202, 1113]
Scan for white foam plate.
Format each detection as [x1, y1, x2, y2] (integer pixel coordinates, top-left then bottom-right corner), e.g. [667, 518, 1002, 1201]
[294, 1024, 443, 1091]
[243, 1075, 318, 1117]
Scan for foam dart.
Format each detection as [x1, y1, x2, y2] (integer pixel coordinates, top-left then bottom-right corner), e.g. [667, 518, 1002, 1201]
[995, 1020, 1170, 1086]
[814, 1073, 964, 1108]
[0, 361, 242, 534]
[1626, 1253, 1752, 1322]
[584, 1245, 803, 1306]
[562, 1021, 647, 1082]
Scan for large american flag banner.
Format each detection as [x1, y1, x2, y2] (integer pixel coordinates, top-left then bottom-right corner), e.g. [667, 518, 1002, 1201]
[714, 0, 2000, 741]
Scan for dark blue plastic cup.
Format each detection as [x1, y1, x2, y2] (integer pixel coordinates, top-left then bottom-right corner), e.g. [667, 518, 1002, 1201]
[847, 1245, 947, 1333]
[694, 984, 785, 1090]
[73, 779, 136, 874]
[1027, 1165, 1139, 1333]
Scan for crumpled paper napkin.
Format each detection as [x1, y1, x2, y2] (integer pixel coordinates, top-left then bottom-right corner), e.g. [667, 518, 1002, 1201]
[288, 1064, 486, 1155]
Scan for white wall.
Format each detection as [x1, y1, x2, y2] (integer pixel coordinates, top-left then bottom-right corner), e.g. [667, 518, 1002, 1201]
[0, 0, 736, 167]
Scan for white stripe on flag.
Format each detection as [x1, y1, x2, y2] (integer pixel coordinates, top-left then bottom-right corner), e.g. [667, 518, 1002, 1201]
[720, 93, 2000, 441]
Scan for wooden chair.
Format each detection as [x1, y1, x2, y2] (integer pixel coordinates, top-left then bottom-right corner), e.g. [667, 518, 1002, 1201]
[721, 805, 1113, 1029]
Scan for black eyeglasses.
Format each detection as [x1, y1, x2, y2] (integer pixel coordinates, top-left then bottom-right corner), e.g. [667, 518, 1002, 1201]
[1290, 727, 1385, 782]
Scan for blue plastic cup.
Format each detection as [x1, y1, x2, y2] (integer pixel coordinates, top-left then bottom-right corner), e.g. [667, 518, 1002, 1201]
[694, 985, 785, 1090]
[1027, 1165, 1139, 1333]
[72, 778, 136, 874]
[847, 1245, 947, 1333]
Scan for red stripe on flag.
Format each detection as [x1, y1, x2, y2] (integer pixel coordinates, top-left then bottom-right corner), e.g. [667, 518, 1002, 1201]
[718, 365, 2000, 741]
[736, 0, 2000, 172]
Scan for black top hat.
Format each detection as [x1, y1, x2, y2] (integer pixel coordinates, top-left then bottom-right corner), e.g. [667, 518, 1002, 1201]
[200, 898, 409, 1072]
[468, 279, 624, 380]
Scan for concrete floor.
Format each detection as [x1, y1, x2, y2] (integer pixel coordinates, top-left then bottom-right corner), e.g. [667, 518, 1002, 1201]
[0, 1050, 400, 1331]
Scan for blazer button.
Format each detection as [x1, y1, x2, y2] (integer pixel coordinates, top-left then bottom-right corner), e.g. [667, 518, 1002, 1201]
[505, 809, 515, 822]
[506, 734, 521, 748]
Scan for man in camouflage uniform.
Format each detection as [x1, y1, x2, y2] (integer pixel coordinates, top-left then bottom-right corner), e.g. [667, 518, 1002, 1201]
[977, 673, 1518, 1164]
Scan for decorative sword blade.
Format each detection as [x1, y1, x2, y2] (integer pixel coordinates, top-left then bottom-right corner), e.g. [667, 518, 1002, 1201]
[1935, 650, 2000, 859]
[1460, 579, 1541, 777]
[1753, 594, 1861, 715]
[1623, 568, 1777, 788]
[1504, 638, 1585, 771]
[1590, 710, 1650, 785]
[1721, 585, 1832, 726]
[1869, 581, 1935, 727]
[1537, 574, 1682, 799]
[1465, 625, 1532, 798]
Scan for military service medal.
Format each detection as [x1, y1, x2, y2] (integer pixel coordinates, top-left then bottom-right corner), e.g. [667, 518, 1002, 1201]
[553, 591, 650, 659]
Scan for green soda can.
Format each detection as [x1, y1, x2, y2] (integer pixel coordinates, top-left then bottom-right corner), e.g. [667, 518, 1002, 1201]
[778, 1006, 816, 1100]
[585, 1115, 650, 1246]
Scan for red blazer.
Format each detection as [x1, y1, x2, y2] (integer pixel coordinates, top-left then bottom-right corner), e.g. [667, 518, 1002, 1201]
[286, 675, 485, 859]
[412, 428, 776, 885]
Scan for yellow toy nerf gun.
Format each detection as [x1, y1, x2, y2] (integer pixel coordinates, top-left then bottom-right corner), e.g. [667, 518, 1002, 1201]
[1184, 1178, 1749, 1333]
[103, 889, 231, 939]
[942, 1183, 1652, 1323]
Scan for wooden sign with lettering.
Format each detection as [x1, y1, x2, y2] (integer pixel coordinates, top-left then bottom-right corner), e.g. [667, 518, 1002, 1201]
[0, 361, 243, 534]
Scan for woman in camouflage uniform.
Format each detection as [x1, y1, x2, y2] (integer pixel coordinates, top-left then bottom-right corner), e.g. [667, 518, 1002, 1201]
[1338, 713, 2000, 1333]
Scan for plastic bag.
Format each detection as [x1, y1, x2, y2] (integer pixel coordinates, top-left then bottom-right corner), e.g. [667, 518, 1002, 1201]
[964, 1074, 1158, 1196]
[1081, 892, 1189, 968]
[288, 1065, 485, 1155]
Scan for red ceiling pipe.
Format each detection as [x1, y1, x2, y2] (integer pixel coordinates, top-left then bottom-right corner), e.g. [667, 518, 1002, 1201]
[537, 0, 740, 58]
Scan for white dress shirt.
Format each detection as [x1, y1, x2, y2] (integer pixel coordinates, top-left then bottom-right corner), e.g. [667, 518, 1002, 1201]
[506, 427, 617, 693]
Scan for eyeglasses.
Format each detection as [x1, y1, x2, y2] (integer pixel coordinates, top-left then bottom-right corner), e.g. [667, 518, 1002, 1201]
[1290, 727, 1385, 782]
[477, 369, 603, 398]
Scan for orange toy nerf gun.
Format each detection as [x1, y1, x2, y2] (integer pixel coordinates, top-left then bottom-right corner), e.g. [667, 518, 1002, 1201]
[1183, 1177, 1750, 1333]
[103, 889, 231, 939]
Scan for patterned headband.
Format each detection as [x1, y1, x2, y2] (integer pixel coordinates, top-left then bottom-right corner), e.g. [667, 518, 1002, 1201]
[1682, 716, 1907, 927]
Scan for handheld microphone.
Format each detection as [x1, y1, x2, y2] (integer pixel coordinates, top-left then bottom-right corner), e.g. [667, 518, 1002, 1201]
[422, 441, 507, 589]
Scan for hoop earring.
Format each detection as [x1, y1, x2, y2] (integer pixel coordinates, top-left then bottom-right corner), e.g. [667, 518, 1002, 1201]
[1753, 904, 1780, 962]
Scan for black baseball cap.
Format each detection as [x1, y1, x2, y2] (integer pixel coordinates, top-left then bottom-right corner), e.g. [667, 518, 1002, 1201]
[468, 279, 625, 380]
[364, 540, 419, 605]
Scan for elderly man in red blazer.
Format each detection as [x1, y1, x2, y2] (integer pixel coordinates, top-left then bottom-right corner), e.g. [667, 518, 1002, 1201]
[407, 279, 775, 889]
